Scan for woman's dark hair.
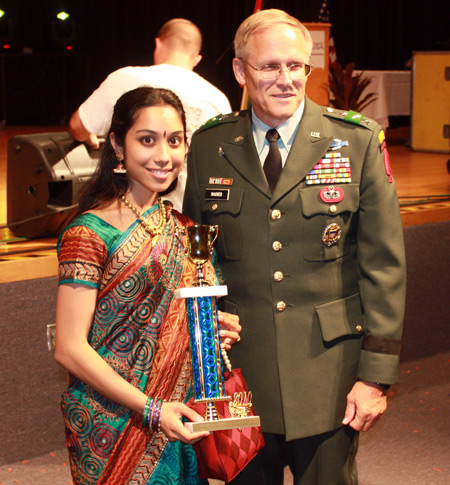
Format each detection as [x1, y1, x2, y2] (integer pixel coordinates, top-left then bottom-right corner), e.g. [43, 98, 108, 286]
[78, 86, 187, 213]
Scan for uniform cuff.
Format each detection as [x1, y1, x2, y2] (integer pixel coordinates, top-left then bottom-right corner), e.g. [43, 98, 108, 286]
[358, 350, 400, 385]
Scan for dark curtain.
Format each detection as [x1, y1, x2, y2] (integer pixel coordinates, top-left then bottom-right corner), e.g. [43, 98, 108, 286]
[1, 0, 449, 121]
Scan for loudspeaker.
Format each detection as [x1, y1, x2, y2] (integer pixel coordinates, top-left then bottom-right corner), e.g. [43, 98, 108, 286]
[7, 132, 100, 238]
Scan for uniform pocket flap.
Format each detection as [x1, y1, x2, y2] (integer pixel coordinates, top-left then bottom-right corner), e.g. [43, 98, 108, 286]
[299, 185, 360, 217]
[315, 293, 364, 342]
[200, 186, 245, 215]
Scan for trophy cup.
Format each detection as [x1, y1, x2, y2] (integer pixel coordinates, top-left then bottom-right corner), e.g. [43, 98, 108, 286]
[175, 225, 260, 432]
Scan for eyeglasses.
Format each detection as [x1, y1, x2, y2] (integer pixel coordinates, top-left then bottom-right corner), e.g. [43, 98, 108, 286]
[242, 60, 312, 80]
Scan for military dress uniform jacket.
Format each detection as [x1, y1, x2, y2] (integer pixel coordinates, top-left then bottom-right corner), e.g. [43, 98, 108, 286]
[183, 97, 406, 441]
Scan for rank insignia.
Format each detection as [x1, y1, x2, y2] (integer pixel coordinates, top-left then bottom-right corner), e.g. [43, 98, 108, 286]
[322, 223, 342, 247]
[344, 110, 364, 124]
[209, 177, 233, 185]
[320, 186, 344, 203]
[306, 158, 352, 185]
[234, 135, 244, 143]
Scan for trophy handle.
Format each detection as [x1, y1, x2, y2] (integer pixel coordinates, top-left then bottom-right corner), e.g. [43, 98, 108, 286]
[210, 225, 219, 254]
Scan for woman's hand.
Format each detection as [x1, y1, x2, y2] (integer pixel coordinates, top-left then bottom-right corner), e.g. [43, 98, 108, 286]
[160, 402, 210, 444]
[218, 311, 241, 350]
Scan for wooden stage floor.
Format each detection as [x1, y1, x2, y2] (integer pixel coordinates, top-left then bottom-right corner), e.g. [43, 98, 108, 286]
[1, 125, 449, 284]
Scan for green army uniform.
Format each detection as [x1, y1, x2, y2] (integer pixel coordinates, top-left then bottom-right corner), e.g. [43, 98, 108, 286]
[183, 97, 406, 450]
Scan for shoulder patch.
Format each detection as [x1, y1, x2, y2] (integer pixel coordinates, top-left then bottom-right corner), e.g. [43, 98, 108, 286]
[324, 107, 376, 130]
[197, 111, 241, 133]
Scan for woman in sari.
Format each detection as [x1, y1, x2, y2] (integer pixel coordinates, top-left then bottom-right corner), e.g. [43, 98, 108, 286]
[55, 86, 241, 484]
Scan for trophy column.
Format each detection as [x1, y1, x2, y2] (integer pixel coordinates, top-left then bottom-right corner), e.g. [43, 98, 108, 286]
[175, 225, 260, 432]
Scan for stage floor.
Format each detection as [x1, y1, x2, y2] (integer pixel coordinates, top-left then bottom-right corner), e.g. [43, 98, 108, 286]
[1, 125, 449, 283]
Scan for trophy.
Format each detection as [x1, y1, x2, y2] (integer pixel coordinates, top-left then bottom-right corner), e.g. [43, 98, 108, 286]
[175, 225, 260, 432]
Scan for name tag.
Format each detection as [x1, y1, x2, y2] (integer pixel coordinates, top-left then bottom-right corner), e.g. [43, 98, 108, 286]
[205, 188, 230, 200]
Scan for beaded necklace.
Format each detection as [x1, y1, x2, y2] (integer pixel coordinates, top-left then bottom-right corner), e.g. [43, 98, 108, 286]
[120, 194, 167, 238]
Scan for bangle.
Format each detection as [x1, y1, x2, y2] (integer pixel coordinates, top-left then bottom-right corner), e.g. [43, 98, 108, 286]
[142, 397, 154, 428]
[151, 399, 164, 433]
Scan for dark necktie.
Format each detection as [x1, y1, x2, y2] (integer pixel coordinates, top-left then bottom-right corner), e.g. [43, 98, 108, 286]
[264, 129, 282, 193]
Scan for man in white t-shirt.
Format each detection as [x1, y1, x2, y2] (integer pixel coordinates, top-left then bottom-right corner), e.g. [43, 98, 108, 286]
[69, 18, 231, 210]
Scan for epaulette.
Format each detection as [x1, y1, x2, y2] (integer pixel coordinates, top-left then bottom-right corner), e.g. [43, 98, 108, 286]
[197, 111, 242, 133]
[324, 107, 376, 130]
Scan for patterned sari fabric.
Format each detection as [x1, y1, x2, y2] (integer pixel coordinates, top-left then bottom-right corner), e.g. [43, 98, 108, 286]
[57, 203, 211, 485]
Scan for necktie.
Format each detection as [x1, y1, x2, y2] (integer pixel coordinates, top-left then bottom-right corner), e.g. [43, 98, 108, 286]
[264, 129, 282, 193]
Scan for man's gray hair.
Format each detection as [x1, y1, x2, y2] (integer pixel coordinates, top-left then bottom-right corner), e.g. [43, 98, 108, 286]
[234, 9, 312, 60]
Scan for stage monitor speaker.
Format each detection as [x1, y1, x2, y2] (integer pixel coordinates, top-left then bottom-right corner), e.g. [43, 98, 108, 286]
[7, 132, 101, 239]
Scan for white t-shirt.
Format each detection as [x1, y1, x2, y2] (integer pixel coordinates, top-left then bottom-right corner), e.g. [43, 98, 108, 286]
[78, 64, 232, 210]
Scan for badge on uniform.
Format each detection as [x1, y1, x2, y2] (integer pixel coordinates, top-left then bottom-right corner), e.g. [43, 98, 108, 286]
[209, 177, 233, 186]
[329, 139, 349, 151]
[205, 188, 230, 200]
[378, 131, 393, 183]
[320, 186, 344, 203]
[322, 223, 342, 247]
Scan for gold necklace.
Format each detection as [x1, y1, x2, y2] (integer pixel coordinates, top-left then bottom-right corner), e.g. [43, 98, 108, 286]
[120, 194, 167, 237]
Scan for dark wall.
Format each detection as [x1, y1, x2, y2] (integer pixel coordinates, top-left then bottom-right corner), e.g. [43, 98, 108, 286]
[1, 0, 448, 124]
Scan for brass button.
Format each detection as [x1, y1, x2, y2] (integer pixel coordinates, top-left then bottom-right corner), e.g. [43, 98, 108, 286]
[211, 203, 218, 211]
[274, 271, 284, 282]
[271, 209, 281, 221]
[356, 325, 363, 333]
[272, 241, 282, 252]
[329, 205, 337, 213]
[276, 301, 286, 312]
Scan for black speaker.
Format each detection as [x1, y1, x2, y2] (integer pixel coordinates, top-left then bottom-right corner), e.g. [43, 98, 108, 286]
[7, 132, 100, 238]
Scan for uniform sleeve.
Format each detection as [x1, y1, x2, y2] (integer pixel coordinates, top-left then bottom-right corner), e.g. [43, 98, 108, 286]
[356, 127, 406, 384]
[58, 225, 108, 288]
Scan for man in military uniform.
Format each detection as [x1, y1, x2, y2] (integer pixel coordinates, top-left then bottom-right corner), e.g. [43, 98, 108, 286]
[183, 9, 406, 484]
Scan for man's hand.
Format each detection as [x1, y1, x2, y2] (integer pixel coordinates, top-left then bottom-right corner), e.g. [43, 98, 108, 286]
[69, 110, 100, 149]
[218, 311, 241, 350]
[342, 380, 388, 432]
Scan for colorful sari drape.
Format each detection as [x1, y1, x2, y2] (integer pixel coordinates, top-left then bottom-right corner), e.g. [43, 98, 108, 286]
[57, 203, 210, 484]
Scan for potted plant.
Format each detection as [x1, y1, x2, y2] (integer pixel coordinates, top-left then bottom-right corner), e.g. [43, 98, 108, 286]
[329, 61, 378, 111]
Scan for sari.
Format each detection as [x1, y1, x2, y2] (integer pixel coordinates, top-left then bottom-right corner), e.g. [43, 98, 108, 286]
[57, 202, 211, 484]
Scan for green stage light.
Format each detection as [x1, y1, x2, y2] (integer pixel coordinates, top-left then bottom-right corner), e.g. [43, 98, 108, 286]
[0, 10, 5, 18]
[56, 12, 69, 21]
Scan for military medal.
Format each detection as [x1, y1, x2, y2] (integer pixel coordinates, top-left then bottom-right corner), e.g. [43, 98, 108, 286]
[306, 157, 352, 185]
[322, 223, 342, 247]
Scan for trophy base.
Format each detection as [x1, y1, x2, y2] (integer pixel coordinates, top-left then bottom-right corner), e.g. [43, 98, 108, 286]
[185, 415, 261, 432]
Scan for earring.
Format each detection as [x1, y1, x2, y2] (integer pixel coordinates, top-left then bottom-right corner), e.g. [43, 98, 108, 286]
[113, 154, 127, 174]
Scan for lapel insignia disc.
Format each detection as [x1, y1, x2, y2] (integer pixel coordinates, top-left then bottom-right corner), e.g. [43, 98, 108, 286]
[322, 223, 342, 247]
